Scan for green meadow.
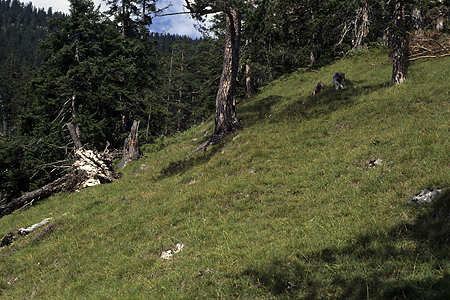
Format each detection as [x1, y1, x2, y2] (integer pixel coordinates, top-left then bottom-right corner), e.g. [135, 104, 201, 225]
[1, 48, 450, 299]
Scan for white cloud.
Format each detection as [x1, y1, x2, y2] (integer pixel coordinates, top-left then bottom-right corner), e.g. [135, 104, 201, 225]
[151, 0, 204, 38]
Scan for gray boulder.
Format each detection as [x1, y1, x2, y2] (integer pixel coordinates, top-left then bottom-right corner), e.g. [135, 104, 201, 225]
[407, 188, 441, 204]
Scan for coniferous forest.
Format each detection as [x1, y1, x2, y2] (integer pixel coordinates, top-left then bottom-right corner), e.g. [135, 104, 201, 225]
[0, 0, 449, 204]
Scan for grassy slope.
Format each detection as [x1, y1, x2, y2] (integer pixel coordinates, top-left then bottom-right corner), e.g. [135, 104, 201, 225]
[1, 49, 450, 299]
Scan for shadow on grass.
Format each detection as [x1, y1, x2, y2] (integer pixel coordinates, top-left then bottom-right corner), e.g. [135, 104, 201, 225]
[155, 143, 222, 180]
[281, 80, 391, 121]
[155, 95, 281, 180]
[239, 95, 282, 127]
[241, 190, 450, 299]
[239, 79, 391, 129]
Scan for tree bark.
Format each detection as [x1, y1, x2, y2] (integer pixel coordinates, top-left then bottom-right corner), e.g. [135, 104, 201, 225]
[183, 1, 243, 156]
[188, 7, 242, 156]
[245, 39, 256, 99]
[391, 0, 406, 85]
[246, 63, 256, 99]
[214, 8, 241, 136]
[118, 120, 141, 169]
[66, 122, 83, 149]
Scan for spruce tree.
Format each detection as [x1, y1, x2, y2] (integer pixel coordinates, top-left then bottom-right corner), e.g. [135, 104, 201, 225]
[24, 0, 160, 149]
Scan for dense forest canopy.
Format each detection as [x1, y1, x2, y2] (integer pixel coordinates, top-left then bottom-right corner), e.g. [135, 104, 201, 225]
[0, 0, 449, 204]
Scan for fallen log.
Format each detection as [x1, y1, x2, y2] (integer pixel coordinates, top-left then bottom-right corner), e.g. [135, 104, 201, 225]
[1, 217, 52, 247]
[0, 147, 121, 219]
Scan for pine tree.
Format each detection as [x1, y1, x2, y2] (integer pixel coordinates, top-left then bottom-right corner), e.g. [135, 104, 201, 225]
[105, 0, 156, 38]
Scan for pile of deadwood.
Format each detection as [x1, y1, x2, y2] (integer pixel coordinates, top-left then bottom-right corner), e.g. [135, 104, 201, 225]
[0, 121, 141, 219]
[407, 30, 450, 61]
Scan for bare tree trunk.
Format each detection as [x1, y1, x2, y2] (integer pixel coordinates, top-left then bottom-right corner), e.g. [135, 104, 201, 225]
[0, 148, 121, 219]
[246, 63, 256, 99]
[165, 51, 173, 135]
[178, 52, 184, 131]
[1, 218, 53, 247]
[412, 7, 424, 31]
[309, 14, 317, 65]
[188, 8, 241, 156]
[66, 122, 82, 149]
[214, 8, 241, 136]
[245, 39, 256, 99]
[0, 173, 76, 218]
[1, 99, 7, 134]
[71, 93, 81, 138]
[392, 0, 406, 85]
[353, 1, 369, 49]
[121, 0, 126, 37]
[118, 120, 141, 169]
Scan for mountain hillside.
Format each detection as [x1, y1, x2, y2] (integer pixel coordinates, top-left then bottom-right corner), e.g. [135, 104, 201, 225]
[1, 48, 450, 299]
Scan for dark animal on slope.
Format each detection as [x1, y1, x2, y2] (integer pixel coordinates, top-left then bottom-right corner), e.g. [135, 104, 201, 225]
[333, 72, 345, 90]
[313, 82, 324, 95]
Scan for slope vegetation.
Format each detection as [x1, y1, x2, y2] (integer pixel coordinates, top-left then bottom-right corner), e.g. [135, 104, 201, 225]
[1, 49, 450, 299]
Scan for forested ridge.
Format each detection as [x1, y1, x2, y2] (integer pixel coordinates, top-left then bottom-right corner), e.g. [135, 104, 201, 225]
[0, 0, 449, 204]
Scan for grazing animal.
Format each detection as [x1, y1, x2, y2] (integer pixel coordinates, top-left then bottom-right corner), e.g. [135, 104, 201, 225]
[333, 72, 345, 90]
[313, 81, 324, 95]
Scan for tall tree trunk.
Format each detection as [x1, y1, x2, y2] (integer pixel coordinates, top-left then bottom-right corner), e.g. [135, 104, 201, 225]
[392, 0, 406, 85]
[245, 39, 256, 99]
[121, 0, 127, 37]
[1, 99, 7, 134]
[184, 2, 242, 156]
[354, 1, 369, 49]
[178, 52, 184, 131]
[71, 93, 80, 138]
[214, 8, 241, 137]
[246, 63, 255, 99]
[309, 12, 316, 65]
[412, 7, 424, 31]
[66, 122, 83, 150]
[165, 51, 173, 135]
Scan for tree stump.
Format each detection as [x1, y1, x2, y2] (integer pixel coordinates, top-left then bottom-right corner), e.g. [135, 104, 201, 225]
[118, 120, 141, 169]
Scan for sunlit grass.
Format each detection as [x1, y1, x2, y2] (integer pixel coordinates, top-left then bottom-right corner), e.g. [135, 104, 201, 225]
[1, 49, 450, 299]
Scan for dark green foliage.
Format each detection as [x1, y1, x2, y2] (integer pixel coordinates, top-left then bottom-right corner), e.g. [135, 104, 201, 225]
[0, 0, 63, 135]
[22, 0, 161, 149]
[241, 0, 368, 87]
[0, 0, 163, 204]
[157, 35, 222, 134]
[105, 0, 157, 38]
[0, 0, 64, 68]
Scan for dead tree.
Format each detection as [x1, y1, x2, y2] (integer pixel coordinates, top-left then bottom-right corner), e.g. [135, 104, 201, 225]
[391, 0, 406, 85]
[1, 218, 53, 247]
[0, 123, 121, 219]
[353, 1, 369, 49]
[118, 120, 141, 169]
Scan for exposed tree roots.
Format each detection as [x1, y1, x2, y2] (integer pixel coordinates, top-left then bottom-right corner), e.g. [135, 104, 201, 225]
[0, 148, 121, 219]
[187, 130, 230, 157]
